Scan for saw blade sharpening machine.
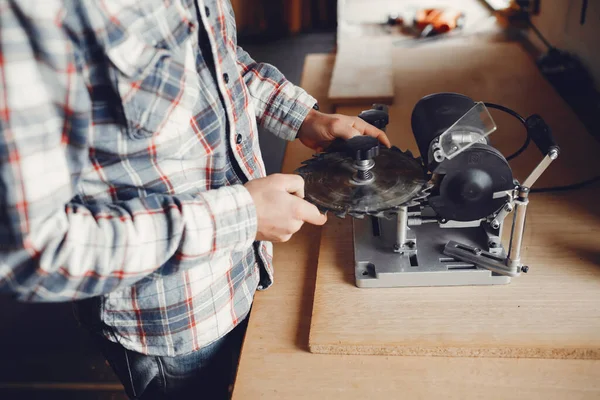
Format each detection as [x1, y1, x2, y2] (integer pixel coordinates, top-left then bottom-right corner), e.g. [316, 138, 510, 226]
[296, 93, 560, 288]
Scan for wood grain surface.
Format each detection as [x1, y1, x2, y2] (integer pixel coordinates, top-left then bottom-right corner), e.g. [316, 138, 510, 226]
[232, 51, 600, 399]
[327, 37, 395, 106]
[309, 42, 600, 358]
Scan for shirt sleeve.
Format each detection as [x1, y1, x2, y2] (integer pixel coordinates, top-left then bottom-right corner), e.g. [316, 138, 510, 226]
[235, 45, 317, 141]
[0, 2, 257, 302]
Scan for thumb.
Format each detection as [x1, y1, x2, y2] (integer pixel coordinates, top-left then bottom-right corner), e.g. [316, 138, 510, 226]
[293, 197, 328, 226]
[278, 174, 305, 198]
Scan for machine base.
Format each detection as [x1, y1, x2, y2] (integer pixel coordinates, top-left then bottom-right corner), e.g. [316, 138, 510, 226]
[354, 217, 511, 288]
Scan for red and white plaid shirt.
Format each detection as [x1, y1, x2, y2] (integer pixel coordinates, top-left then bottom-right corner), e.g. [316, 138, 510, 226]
[0, 0, 316, 356]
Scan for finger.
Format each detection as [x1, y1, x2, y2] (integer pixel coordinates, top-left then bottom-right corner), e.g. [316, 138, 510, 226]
[293, 198, 328, 226]
[332, 119, 362, 140]
[352, 118, 392, 148]
[279, 174, 305, 198]
[279, 234, 293, 243]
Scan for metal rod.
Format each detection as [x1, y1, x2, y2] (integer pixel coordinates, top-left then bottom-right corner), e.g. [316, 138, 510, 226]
[522, 149, 558, 188]
[396, 206, 408, 251]
[507, 187, 529, 269]
[353, 160, 375, 184]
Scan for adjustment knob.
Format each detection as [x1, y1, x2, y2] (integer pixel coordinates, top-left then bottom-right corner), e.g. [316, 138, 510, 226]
[358, 105, 389, 130]
[345, 136, 380, 161]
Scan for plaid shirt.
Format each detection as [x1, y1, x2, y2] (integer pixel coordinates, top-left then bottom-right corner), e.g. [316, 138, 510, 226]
[0, 0, 316, 356]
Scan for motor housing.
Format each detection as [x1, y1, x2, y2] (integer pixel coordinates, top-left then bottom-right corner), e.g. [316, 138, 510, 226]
[411, 93, 514, 221]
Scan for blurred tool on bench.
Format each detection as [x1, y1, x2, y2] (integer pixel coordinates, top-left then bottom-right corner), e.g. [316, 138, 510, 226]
[387, 8, 465, 38]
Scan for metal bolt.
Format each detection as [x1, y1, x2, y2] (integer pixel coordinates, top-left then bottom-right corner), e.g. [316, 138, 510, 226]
[407, 241, 416, 249]
[505, 204, 513, 212]
[357, 169, 374, 181]
[521, 266, 529, 273]
[473, 248, 482, 256]
[488, 241, 498, 248]
[491, 220, 500, 229]
[393, 244, 401, 251]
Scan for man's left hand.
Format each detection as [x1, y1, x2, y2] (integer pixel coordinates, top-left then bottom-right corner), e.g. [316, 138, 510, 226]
[297, 110, 391, 152]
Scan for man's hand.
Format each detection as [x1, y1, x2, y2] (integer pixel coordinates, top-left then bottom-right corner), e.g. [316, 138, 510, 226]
[297, 109, 391, 152]
[245, 174, 327, 243]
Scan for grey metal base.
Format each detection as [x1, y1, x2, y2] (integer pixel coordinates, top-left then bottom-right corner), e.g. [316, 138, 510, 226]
[354, 216, 511, 288]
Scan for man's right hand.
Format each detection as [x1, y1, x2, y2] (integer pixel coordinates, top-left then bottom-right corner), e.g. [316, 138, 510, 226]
[244, 174, 327, 242]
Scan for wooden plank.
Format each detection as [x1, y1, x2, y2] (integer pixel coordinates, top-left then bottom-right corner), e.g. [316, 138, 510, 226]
[309, 42, 600, 358]
[232, 49, 600, 400]
[328, 37, 394, 106]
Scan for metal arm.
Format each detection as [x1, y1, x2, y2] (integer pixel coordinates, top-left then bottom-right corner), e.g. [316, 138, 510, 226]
[444, 116, 560, 277]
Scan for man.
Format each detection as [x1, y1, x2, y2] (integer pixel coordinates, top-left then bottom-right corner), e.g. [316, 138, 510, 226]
[0, 0, 389, 398]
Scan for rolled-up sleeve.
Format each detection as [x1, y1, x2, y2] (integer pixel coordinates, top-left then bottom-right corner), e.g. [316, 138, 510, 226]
[235, 46, 317, 141]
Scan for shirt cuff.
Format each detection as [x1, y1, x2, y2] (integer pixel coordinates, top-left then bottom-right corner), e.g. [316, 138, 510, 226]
[261, 83, 317, 142]
[186, 185, 257, 258]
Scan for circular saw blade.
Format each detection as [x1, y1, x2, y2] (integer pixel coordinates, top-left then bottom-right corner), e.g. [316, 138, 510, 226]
[296, 147, 430, 217]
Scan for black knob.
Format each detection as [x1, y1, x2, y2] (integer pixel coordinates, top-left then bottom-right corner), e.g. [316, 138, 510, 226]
[345, 136, 380, 161]
[358, 105, 389, 130]
[526, 114, 560, 157]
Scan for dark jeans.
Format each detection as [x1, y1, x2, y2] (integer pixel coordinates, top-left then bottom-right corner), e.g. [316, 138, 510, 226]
[74, 300, 248, 399]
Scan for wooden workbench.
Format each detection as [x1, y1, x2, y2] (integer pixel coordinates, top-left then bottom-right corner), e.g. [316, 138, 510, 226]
[232, 50, 600, 398]
[309, 42, 600, 359]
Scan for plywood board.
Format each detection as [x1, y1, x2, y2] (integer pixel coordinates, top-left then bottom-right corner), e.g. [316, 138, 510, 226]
[309, 42, 600, 358]
[328, 37, 394, 106]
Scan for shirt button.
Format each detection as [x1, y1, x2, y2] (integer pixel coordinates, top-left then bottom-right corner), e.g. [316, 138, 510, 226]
[205, 6, 210, 17]
[223, 73, 230, 84]
[235, 134, 243, 144]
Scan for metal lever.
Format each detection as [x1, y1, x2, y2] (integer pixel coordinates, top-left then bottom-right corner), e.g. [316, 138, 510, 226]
[444, 241, 521, 277]
[358, 104, 389, 131]
[526, 114, 559, 157]
[507, 142, 559, 271]
[522, 147, 559, 188]
[523, 115, 560, 188]
[444, 115, 559, 277]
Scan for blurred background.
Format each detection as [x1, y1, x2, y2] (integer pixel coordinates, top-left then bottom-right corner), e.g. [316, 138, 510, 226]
[232, 0, 337, 38]
[233, 0, 337, 174]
